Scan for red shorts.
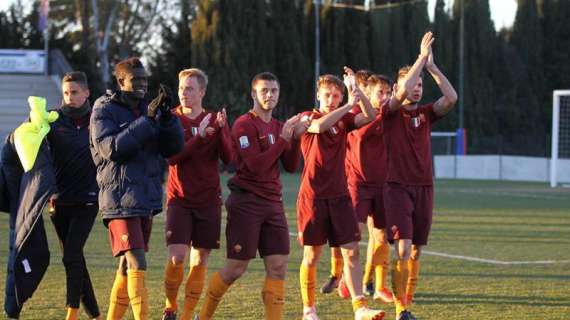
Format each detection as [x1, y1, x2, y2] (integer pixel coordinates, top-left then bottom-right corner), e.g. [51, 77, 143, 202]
[225, 191, 290, 260]
[348, 185, 387, 229]
[165, 204, 221, 249]
[383, 182, 433, 246]
[108, 216, 153, 257]
[297, 194, 361, 247]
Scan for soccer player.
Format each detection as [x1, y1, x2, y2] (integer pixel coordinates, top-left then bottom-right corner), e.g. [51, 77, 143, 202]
[90, 57, 183, 320]
[320, 69, 373, 296]
[383, 32, 457, 320]
[46, 72, 101, 320]
[161, 68, 233, 320]
[344, 73, 396, 303]
[296, 71, 386, 320]
[196, 72, 302, 320]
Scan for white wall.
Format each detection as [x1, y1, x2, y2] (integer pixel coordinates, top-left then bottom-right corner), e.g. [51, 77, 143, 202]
[434, 155, 570, 183]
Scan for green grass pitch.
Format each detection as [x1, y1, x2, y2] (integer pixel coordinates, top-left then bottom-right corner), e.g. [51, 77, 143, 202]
[0, 177, 569, 319]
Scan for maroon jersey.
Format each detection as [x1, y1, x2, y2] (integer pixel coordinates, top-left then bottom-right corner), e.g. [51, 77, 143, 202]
[383, 103, 441, 185]
[298, 111, 357, 199]
[228, 111, 300, 202]
[345, 106, 387, 188]
[166, 107, 234, 208]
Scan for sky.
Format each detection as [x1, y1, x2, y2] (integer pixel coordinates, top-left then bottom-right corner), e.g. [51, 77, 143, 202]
[1, 0, 518, 30]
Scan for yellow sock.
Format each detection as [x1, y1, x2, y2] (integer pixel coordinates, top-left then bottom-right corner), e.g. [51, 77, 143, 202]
[391, 259, 409, 315]
[362, 262, 374, 286]
[199, 272, 230, 320]
[262, 277, 285, 320]
[351, 296, 368, 312]
[374, 242, 390, 291]
[331, 253, 343, 278]
[107, 270, 129, 320]
[406, 259, 420, 304]
[299, 264, 316, 307]
[179, 265, 207, 320]
[164, 260, 185, 312]
[66, 307, 79, 320]
[127, 270, 149, 320]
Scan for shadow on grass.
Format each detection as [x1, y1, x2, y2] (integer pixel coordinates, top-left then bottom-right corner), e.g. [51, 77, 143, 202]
[416, 292, 570, 307]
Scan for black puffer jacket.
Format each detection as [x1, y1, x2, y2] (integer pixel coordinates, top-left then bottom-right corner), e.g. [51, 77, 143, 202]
[2, 133, 54, 318]
[89, 91, 183, 222]
[47, 108, 98, 204]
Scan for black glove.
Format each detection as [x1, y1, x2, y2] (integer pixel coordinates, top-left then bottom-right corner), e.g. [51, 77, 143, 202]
[158, 84, 174, 116]
[147, 89, 164, 119]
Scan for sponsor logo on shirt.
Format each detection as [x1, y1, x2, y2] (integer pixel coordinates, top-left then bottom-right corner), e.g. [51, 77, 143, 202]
[268, 133, 275, 144]
[191, 127, 199, 136]
[329, 126, 338, 135]
[239, 136, 250, 148]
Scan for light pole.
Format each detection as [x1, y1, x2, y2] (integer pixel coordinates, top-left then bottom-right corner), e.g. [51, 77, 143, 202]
[459, 0, 465, 130]
[314, 0, 321, 108]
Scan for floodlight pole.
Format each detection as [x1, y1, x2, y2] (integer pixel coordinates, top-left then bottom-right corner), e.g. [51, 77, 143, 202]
[314, 0, 321, 108]
[458, 0, 465, 129]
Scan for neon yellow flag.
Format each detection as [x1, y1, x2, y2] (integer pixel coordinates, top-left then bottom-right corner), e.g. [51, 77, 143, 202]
[13, 96, 59, 172]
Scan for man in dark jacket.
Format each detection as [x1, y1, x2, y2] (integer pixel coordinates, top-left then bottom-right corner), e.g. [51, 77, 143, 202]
[47, 71, 101, 320]
[89, 57, 183, 320]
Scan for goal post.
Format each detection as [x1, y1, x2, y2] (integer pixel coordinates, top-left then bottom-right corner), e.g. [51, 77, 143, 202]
[551, 90, 570, 187]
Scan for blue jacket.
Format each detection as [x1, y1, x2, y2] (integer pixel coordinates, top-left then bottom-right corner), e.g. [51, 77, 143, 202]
[89, 91, 183, 222]
[47, 108, 98, 204]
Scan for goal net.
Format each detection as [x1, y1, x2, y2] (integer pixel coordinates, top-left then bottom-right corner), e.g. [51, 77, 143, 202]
[550, 90, 570, 187]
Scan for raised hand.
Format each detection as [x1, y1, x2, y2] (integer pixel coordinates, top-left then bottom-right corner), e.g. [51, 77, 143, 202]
[348, 86, 362, 107]
[343, 66, 356, 91]
[198, 113, 213, 138]
[216, 108, 227, 128]
[419, 31, 434, 59]
[281, 114, 301, 142]
[426, 46, 435, 70]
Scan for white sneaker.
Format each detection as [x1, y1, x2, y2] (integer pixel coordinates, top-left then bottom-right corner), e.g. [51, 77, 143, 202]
[354, 306, 386, 320]
[302, 306, 320, 320]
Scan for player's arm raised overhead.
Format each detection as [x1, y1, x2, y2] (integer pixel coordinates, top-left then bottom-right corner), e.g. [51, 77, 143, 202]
[388, 31, 434, 111]
[426, 46, 458, 117]
[344, 66, 377, 128]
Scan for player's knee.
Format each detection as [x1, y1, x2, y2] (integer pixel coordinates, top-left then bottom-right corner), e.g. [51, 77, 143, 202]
[410, 246, 422, 260]
[170, 254, 185, 265]
[302, 249, 320, 267]
[61, 252, 82, 266]
[340, 245, 360, 262]
[125, 249, 147, 271]
[373, 228, 387, 244]
[265, 261, 287, 280]
[190, 249, 211, 267]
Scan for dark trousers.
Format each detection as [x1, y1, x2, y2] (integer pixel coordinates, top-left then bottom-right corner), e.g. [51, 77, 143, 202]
[50, 202, 100, 317]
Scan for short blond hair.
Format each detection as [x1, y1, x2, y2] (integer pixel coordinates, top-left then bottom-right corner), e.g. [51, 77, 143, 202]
[317, 74, 345, 93]
[178, 68, 208, 89]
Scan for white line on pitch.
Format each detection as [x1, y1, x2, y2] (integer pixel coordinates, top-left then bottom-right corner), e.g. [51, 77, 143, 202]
[289, 232, 570, 265]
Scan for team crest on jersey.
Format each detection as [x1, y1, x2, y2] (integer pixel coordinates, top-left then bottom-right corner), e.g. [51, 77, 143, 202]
[239, 136, 250, 148]
[191, 127, 199, 136]
[268, 133, 275, 144]
[411, 114, 426, 128]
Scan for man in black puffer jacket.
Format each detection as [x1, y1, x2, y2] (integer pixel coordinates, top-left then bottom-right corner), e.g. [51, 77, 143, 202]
[89, 57, 183, 320]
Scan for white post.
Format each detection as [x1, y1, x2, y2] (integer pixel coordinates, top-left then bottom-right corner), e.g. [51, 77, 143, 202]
[550, 91, 560, 187]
